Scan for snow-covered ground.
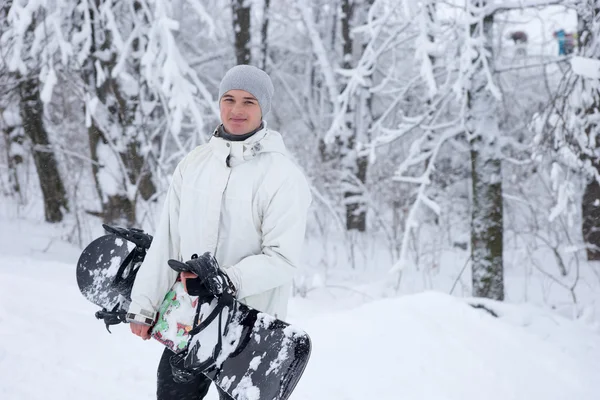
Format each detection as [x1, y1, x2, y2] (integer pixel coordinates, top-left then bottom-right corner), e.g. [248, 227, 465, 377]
[1, 216, 599, 400]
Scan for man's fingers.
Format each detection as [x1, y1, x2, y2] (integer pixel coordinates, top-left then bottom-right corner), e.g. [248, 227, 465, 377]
[181, 272, 187, 292]
[130, 322, 152, 340]
[130, 323, 141, 336]
[142, 324, 151, 340]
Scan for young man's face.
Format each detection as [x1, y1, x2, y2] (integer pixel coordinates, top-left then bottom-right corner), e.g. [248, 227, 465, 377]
[219, 90, 262, 135]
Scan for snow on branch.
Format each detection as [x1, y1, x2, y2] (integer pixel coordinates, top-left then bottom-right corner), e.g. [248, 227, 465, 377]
[485, 0, 572, 15]
[390, 124, 464, 276]
[325, 11, 411, 143]
[142, 0, 217, 137]
[394, 125, 464, 181]
[415, 0, 437, 98]
[368, 92, 452, 156]
[186, 0, 217, 36]
[534, 1, 600, 222]
[453, 0, 502, 101]
[4, 1, 75, 104]
[297, 2, 339, 117]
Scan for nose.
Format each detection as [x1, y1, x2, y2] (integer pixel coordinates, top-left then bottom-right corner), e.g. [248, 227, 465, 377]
[231, 103, 245, 116]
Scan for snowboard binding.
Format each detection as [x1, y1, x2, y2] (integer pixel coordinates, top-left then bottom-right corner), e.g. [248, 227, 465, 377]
[102, 224, 152, 249]
[167, 252, 236, 298]
[77, 225, 153, 333]
[166, 253, 239, 381]
[95, 304, 128, 333]
[101, 224, 150, 302]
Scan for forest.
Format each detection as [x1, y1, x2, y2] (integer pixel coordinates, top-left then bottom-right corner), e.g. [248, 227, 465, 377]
[1, 0, 599, 320]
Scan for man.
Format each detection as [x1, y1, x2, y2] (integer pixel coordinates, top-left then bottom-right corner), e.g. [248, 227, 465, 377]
[555, 29, 567, 56]
[127, 65, 312, 399]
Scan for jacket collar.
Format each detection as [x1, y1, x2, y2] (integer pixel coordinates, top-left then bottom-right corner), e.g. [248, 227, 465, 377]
[209, 121, 288, 167]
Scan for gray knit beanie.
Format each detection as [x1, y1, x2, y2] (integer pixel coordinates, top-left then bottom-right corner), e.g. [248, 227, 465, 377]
[218, 65, 275, 116]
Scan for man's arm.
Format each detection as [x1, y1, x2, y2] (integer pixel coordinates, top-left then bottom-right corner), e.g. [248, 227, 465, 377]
[224, 167, 311, 299]
[128, 163, 183, 320]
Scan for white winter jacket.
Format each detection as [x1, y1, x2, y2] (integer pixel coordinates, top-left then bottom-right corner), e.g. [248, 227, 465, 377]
[128, 124, 311, 321]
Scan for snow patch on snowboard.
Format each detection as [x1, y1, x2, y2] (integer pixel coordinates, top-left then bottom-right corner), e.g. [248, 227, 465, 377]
[232, 376, 260, 400]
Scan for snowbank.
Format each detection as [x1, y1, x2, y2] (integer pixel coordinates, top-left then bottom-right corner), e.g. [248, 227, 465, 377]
[294, 292, 600, 400]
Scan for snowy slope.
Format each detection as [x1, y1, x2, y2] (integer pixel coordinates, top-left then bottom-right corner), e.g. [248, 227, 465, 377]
[294, 293, 600, 400]
[0, 218, 599, 400]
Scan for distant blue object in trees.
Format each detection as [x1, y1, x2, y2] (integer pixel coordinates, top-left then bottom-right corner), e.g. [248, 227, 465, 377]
[556, 29, 566, 56]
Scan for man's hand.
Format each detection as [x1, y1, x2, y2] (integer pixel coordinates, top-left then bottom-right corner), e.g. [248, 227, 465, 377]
[130, 322, 152, 340]
[180, 271, 199, 293]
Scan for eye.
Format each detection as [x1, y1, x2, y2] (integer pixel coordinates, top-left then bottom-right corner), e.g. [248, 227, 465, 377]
[245, 101, 255, 105]
[223, 98, 234, 103]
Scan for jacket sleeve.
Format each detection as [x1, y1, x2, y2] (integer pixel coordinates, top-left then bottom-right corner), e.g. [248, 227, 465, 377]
[128, 163, 182, 318]
[224, 167, 311, 300]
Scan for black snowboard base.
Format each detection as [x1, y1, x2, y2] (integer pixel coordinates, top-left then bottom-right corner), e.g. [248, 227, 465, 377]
[76, 233, 135, 311]
[192, 298, 311, 400]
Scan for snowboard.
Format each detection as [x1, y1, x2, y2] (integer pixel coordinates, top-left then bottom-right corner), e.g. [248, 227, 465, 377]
[76, 226, 311, 400]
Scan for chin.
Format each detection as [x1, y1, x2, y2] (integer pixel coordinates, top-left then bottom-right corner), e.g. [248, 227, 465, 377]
[227, 127, 247, 135]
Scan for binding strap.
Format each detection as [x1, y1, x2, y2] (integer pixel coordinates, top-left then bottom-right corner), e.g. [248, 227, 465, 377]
[183, 293, 236, 373]
[189, 293, 235, 336]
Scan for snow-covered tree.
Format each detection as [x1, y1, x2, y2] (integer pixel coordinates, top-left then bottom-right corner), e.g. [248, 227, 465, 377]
[1, 1, 70, 223]
[535, 1, 600, 260]
[77, 0, 157, 225]
[571, 1, 600, 260]
[463, 0, 504, 300]
[296, 0, 381, 232]
[2, 0, 219, 226]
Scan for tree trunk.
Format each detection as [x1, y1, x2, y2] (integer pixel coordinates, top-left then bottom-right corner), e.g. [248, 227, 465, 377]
[232, 0, 251, 65]
[260, 0, 271, 70]
[582, 176, 600, 260]
[468, 4, 504, 301]
[0, 0, 23, 196]
[1, 109, 24, 198]
[1, 2, 22, 200]
[124, 5, 157, 204]
[577, 2, 600, 260]
[18, 77, 69, 222]
[340, 0, 369, 232]
[470, 143, 504, 300]
[4, 1, 68, 220]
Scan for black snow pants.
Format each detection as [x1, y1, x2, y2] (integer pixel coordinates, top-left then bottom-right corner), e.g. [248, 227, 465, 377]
[157, 348, 233, 400]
